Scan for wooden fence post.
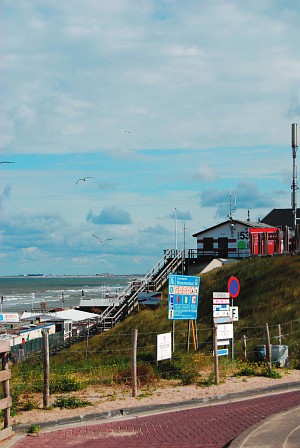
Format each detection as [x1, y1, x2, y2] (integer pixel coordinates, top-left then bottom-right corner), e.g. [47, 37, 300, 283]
[277, 324, 282, 345]
[186, 320, 191, 352]
[265, 323, 272, 368]
[43, 330, 50, 409]
[131, 329, 138, 397]
[0, 342, 12, 442]
[242, 335, 247, 362]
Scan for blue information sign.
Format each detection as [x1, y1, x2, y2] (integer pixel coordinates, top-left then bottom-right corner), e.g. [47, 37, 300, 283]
[168, 274, 200, 320]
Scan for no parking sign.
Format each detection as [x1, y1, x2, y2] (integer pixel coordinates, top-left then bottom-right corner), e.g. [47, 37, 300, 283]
[227, 276, 240, 299]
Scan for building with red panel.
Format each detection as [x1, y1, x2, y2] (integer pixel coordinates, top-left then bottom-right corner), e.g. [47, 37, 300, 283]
[193, 219, 281, 259]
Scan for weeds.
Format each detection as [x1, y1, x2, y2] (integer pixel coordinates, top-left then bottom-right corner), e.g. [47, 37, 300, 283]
[53, 396, 92, 409]
[20, 399, 39, 411]
[260, 365, 282, 379]
[50, 375, 84, 393]
[200, 372, 215, 387]
[27, 424, 40, 434]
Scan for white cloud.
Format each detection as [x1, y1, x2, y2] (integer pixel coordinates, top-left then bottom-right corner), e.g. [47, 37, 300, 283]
[0, 0, 299, 275]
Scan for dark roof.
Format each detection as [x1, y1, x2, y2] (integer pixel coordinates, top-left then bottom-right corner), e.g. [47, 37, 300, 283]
[261, 208, 300, 229]
[192, 219, 277, 237]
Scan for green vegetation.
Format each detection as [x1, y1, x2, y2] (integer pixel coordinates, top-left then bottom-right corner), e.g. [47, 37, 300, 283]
[53, 396, 92, 409]
[4, 256, 300, 416]
[27, 424, 40, 434]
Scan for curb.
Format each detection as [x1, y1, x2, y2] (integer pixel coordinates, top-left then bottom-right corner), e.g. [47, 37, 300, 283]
[12, 380, 300, 434]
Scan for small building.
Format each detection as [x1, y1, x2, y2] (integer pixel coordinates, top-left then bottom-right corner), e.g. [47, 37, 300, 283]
[20, 309, 99, 338]
[193, 219, 281, 259]
[261, 208, 300, 230]
[261, 208, 300, 252]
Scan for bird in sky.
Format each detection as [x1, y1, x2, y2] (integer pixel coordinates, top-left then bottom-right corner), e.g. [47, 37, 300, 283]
[92, 234, 113, 243]
[0, 161, 15, 164]
[76, 177, 94, 185]
[124, 130, 131, 133]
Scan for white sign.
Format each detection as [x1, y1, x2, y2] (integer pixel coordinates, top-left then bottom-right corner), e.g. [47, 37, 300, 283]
[213, 305, 230, 311]
[231, 306, 239, 321]
[213, 310, 231, 318]
[213, 292, 230, 299]
[217, 339, 230, 346]
[213, 298, 230, 304]
[157, 332, 172, 361]
[0, 313, 19, 323]
[217, 323, 233, 340]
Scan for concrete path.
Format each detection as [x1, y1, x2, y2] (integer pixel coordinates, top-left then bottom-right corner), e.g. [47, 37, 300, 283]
[2, 388, 300, 447]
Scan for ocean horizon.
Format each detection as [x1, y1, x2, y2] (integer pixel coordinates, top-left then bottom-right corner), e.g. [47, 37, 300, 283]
[0, 274, 141, 314]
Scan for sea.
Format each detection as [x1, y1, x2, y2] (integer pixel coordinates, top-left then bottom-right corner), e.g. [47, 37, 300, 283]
[0, 275, 139, 314]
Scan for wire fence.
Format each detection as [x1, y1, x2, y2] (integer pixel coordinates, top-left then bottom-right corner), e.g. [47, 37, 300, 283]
[7, 318, 299, 395]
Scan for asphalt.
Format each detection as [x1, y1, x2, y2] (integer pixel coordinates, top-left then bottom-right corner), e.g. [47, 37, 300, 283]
[1, 381, 300, 447]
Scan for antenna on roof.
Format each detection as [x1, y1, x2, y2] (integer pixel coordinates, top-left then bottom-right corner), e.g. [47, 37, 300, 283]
[227, 188, 236, 220]
[291, 123, 298, 231]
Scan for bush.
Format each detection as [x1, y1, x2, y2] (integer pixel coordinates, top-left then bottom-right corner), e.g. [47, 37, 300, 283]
[53, 396, 92, 409]
[235, 363, 257, 377]
[155, 360, 182, 379]
[27, 424, 40, 434]
[260, 365, 282, 379]
[180, 369, 198, 385]
[20, 399, 39, 411]
[50, 375, 84, 393]
[113, 363, 156, 386]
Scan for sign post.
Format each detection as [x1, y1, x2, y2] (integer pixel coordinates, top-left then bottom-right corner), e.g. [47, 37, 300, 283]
[227, 276, 240, 360]
[168, 274, 200, 320]
[213, 323, 219, 384]
[168, 274, 200, 353]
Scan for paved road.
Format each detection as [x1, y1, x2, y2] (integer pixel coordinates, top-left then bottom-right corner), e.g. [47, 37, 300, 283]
[4, 389, 300, 447]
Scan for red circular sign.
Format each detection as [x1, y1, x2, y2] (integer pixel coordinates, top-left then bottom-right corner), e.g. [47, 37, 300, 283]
[228, 276, 240, 298]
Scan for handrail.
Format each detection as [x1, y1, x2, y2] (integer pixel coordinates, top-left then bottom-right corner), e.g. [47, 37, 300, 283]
[75, 249, 186, 338]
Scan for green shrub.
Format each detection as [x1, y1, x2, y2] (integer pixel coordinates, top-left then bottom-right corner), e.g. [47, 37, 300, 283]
[235, 364, 257, 377]
[27, 424, 40, 434]
[21, 399, 38, 411]
[180, 369, 198, 385]
[113, 363, 156, 386]
[200, 372, 215, 387]
[155, 360, 182, 379]
[53, 396, 92, 409]
[260, 365, 282, 379]
[50, 375, 83, 393]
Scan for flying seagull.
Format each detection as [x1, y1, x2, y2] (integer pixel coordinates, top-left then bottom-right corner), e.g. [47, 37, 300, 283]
[76, 177, 94, 185]
[0, 161, 15, 164]
[92, 234, 113, 243]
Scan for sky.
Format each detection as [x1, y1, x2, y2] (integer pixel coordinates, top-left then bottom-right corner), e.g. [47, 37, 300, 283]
[1, 0, 300, 276]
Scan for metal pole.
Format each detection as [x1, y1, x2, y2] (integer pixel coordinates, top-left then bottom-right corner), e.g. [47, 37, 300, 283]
[172, 320, 175, 352]
[175, 208, 178, 252]
[85, 319, 90, 358]
[231, 298, 234, 360]
[182, 223, 186, 274]
[213, 323, 219, 385]
[291, 123, 298, 233]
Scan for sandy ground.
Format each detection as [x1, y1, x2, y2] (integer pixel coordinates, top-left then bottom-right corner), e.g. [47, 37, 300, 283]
[11, 369, 300, 427]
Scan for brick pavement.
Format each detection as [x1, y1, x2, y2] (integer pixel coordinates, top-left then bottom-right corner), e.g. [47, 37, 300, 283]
[7, 390, 300, 448]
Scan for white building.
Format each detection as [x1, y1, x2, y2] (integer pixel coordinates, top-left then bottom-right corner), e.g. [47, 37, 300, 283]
[193, 219, 281, 259]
